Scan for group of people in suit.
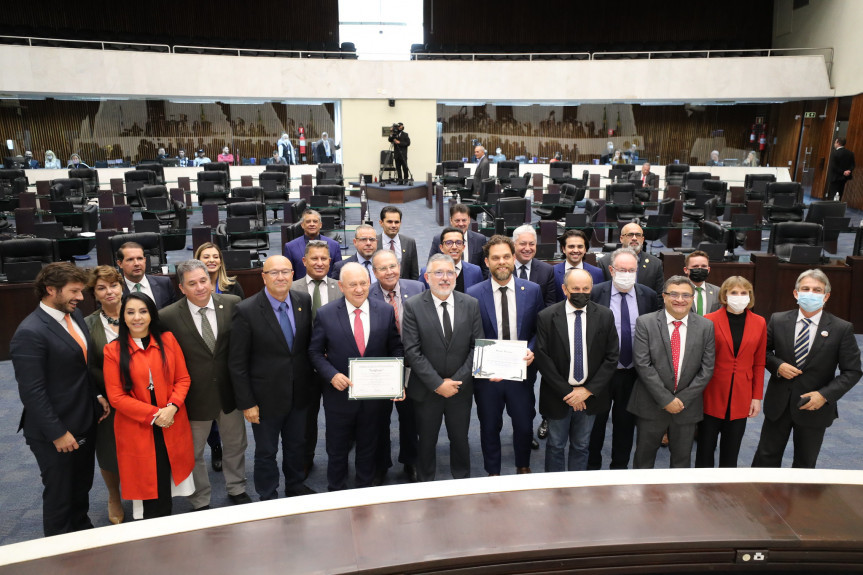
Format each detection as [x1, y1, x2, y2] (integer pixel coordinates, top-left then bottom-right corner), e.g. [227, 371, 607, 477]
[11, 204, 863, 537]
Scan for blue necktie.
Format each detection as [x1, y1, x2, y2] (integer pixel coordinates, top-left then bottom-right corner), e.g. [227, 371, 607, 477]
[278, 302, 294, 350]
[573, 310, 584, 381]
[619, 291, 632, 368]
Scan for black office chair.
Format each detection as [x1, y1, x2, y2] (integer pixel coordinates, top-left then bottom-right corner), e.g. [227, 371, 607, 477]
[284, 199, 308, 224]
[701, 179, 728, 203]
[582, 198, 604, 244]
[219, 201, 269, 254]
[68, 168, 100, 197]
[765, 182, 804, 223]
[136, 185, 188, 251]
[639, 198, 675, 253]
[682, 172, 712, 197]
[315, 163, 344, 186]
[197, 171, 230, 206]
[136, 163, 166, 185]
[664, 163, 690, 188]
[608, 164, 635, 183]
[124, 169, 157, 207]
[682, 192, 713, 223]
[496, 197, 529, 229]
[468, 178, 496, 220]
[49, 178, 88, 206]
[0, 169, 28, 210]
[700, 220, 737, 257]
[265, 163, 290, 178]
[496, 161, 520, 185]
[503, 173, 531, 196]
[109, 232, 166, 271]
[605, 183, 644, 223]
[535, 182, 582, 221]
[0, 237, 58, 274]
[313, 184, 346, 226]
[767, 222, 823, 260]
[440, 160, 466, 190]
[744, 173, 776, 201]
[203, 161, 231, 183]
[550, 161, 573, 184]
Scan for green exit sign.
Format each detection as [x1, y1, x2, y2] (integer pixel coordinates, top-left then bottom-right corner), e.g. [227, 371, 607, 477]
[804, 112, 817, 118]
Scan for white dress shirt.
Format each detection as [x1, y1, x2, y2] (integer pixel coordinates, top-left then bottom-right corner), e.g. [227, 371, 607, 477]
[187, 296, 218, 340]
[124, 275, 154, 302]
[664, 310, 689, 380]
[566, 300, 589, 386]
[492, 276, 518, 340]
[795, 309, 823, 361]
[304, 277, 331, 307]
[434, 292, 455, 334]
[347, 299, 370, 349]
[39, 302, 87, 350]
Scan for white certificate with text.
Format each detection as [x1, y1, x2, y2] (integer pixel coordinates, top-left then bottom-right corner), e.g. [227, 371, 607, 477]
[349, 357, 405, 400]
[472, 339, 528, 381]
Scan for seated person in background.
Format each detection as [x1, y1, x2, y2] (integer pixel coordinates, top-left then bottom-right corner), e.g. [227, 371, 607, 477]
[550, 152, 562, 163]
[67, 153, 91, 169]
[24, 151, 40, 169]
[491, 148, 506, 163]
[157, 147, 168, 160]
[601, 141, 615, 164]
[611, 150, 626, 165]
[193, 149, 211, 167]
[269, 150, 288, 165]
[218, 146, 235, 165]
[707, 150, 723, 166]
[743, 151, 760, 167]
[176, 149, 192, 168]
[44, 150, 62, 169]
[631, 162, 659, 189]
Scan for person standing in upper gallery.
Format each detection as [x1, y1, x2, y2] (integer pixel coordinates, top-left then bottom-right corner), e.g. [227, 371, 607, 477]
[388, 122, 411, 184]
[828, 137, 855, 201]
[11, 263, 110, 536]
[24, 151, 40, 169]
[752, 269, 862, 469]
[176, 149, 192, 168]
[473, 145, 490, 196]
[44, 149, 62, 169]
[313, 132, 340, 164]
[278, 133, 297, 165]
[707, 150, 723, 166]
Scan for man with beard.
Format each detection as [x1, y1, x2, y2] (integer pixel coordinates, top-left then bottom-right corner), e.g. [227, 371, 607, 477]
[598, 222, 665, 304]
[553, 230, 604, 302]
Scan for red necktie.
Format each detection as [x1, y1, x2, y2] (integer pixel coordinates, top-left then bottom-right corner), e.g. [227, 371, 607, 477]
[353, 309, 365, 356]
[64, 314, 87, 362]
[387, 290, 400, 333]
[671, 320, 682, 391]
[389, 238, 396, 252]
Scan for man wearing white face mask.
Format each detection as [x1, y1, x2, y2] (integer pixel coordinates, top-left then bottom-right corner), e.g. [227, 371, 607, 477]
[587, 248, 660, 470]
[752, 269, 861, 469]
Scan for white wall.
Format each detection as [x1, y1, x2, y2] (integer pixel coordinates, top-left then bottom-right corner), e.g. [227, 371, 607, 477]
[773, 0, 863, 96]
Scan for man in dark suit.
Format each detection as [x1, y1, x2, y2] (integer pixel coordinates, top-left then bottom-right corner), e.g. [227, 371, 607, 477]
[11, 263, 109, 536]
[388, 122, 410, 184]
[429, 203, 489, 277]
[598, 222, 665, 301]
[828, 137, 855, 201]
[309, 263, 404, 491]
[512, 224, 556, 307]
[630, 162, 659, 189]
[752, 269, 862, 468]
[117, 242, 175, 309]
[229, 255, 316, 499]
[420, 227, 483, 293]
[402, 253, 484, 481]
[161, 260, 250, 510]
[588, 248, 660, 470]
[535, 268, 619, 472]
[291, 239, 341, 474]
[628, 276, 715, 468]
[684, 250, 721, 316]
[330, 224, 378, 281]
[369, 249, 425, 483]
[467, 236, 545, 475]
[313, 131, 340, 164]
[473, 145, 490, 196]
[283, 209, 342, 279]
[553, 229, 604, 302]
[378, 205, 419, 281]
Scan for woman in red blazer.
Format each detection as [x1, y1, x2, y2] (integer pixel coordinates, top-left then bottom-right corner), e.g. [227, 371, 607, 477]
[104, 292, 195, 519]
[696, 276, 767, 467]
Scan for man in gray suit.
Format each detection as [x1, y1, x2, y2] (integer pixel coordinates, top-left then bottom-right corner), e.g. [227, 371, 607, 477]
[683, 251, 721, 316]
[628, 275, 715, 468]
[401, 253, 484, 481]
[473, 145, 490, 196]
[752, 269, 862, 468]
[161, 260, 250, 509]
[598, 222, 665, 301]
[291, 239, 341, 475]
[378, 205, 419, 281]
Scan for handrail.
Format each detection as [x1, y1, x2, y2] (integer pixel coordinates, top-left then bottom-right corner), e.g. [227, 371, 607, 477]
[0, 35, 170, 52]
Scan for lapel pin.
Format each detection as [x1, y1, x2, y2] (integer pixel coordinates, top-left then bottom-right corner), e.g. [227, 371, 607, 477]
[520, 286, 525, 290]
[821, 331, 829, 337]
[645, 258, 650, 263]
[218, 305, 223, 309]
[298, 307, 302, 312]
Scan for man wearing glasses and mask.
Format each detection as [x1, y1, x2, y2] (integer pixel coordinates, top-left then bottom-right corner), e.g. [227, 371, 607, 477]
[599, 222, 665, 304]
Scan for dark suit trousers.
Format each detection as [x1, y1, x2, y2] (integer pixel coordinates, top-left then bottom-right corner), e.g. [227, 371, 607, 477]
[752, 406, 826, 469]
[829, 179, 848, 201]
[414, 389, 472, 481]
[474, 379, 535, 474]
[376, 397, 418, 470]
[394, 151, 408, 181]
[695, 413, 747, 468]
[304, 379, 324, 467]
[324, 399, 387, 491]
[633, 416, 696, 469]
[588, 368, 638, 470]
[27, 427, 96, 536]
[251, 407, 307, 500]
[142, 426, 173, 519]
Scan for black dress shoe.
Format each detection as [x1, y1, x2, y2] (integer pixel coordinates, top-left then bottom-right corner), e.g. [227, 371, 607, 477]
[403, 464, 418, 483]
[228, 492, 253, 505]
[192, 505, 210, 512]
[537, 418, 549, 439]
[211, 444, 223, 472]
[531, 438, 540, 450]
[285, 485, 317, 497]
[372, 468, 387, 487]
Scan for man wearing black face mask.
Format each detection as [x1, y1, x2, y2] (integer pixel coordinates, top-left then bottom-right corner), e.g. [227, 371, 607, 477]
[683, 251, 720, 316]
[535, 268, 619, 472]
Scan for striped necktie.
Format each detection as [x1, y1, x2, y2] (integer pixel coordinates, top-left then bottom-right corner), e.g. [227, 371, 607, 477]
[794, 317, 813, 367]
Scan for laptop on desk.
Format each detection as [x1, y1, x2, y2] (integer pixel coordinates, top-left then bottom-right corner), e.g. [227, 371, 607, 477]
[222, 249, 253, 270]
[550, 167, 564, 180]
[823, 216, 851, 232]
[565, 213, 588, 227]
[772, 195, 796, 208]
[144, 197, 169, 212]
[696, 242, 726, 262]
[4, 261, 45, 283]
[225, 217, 251, 234]
[503, 213, 523, 227]
[134, 219, 161, 234]
[34, 222, 66, 239]
[789, 245, 822, 265]
[730, 213, 756, 228]
[535, 243, 557, 260]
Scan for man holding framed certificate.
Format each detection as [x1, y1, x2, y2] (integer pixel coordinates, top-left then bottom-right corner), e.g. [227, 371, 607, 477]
[309, 262, 403, 491]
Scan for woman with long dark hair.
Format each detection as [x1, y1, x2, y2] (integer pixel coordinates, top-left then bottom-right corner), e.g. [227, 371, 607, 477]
[104, 292, 195, 519]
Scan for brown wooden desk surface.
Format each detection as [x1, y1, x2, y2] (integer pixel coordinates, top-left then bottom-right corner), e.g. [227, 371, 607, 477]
[3, 479, 863, 574]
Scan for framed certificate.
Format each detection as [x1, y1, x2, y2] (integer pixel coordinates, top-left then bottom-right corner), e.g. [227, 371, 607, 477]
[348, 357, 405, 400]
[472, 339, 528, 381]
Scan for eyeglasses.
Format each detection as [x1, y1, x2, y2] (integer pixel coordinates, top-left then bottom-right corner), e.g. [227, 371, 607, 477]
[374, 263, 399, 272]
[430, 270, 457, 278]
[356, 237, 377, 243]
[664, 291, 693, 301]
[265, 269, 294, 277]
[442, 240, 465, 247]
[622, 232, 644, 239]
[612, 266, 638, 274]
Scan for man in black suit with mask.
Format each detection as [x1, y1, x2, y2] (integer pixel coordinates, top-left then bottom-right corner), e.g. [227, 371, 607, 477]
[388, 122, 411, 184]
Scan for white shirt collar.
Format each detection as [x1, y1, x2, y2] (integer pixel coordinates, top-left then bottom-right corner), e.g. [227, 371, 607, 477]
[124, 275, 150, 291]
[664, 310, 689, 326]
[39, 301, 67, 323]
[565, 299, 588, 312]
[187, 296, 215, 315]
[348, 298, 370, 316]
[491, 275, 516, 292]
[796, 309, 823, 325]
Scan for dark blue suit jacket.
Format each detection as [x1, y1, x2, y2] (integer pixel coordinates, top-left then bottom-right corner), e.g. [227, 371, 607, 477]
[308, 297, 404, 413]
[368, 279, 426, 304]
[122, 274, 176, 310]
[428, 229, 489, 277]
[553, 261, 605, 302]
[590, 281, 660, 316]
[466, 277, 544, 383]
[419, 261, 483, 291]
[526, 258, 557, 307]
[283, 234, 342, 279]
[329, 252, 374, 280]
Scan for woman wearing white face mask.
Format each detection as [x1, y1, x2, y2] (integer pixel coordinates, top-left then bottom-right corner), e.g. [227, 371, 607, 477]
[43, 149, 62, 169]
[696, 276, 766, 467]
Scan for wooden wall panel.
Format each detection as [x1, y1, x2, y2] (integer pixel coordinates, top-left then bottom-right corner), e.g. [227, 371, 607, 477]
[768, 101, 804, 173]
